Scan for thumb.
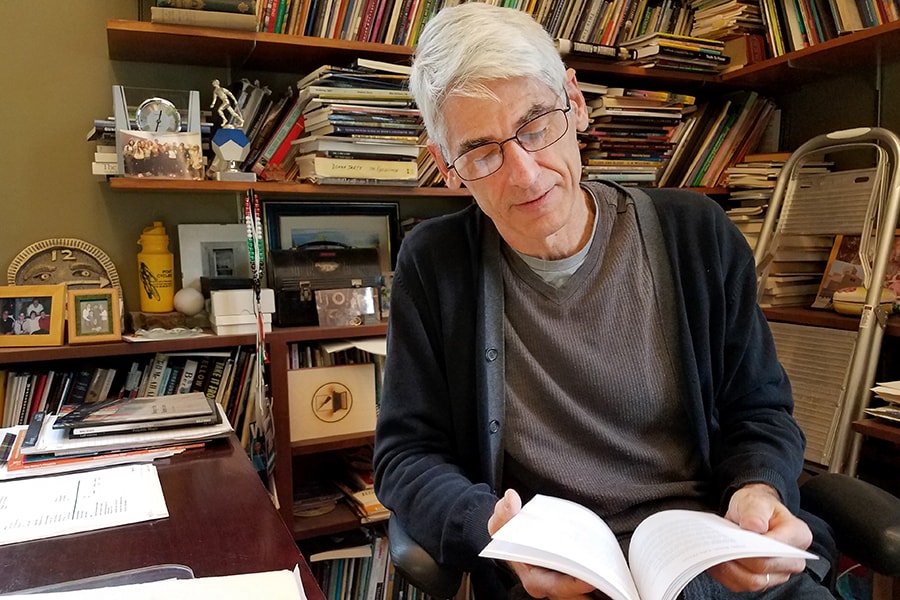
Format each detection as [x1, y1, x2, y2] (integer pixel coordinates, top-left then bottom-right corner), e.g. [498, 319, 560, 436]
[488, 489, 522, 535]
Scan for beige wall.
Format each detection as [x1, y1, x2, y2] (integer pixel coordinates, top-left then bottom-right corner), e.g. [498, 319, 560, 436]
[1, 1, 240, 312]
[2, 2, 898, 313]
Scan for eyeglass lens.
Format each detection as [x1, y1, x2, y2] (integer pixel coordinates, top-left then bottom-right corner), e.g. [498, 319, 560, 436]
[451, 103, 570, 181]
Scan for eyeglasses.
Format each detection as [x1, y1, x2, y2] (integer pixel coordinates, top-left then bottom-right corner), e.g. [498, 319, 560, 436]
[446, 98, 572, 181]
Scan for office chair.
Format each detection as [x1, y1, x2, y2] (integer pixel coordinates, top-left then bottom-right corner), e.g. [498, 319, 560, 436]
[389, 474, 900, 599]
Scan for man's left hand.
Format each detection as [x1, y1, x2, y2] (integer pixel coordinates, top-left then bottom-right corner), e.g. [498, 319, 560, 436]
[707, 483, 812, 592]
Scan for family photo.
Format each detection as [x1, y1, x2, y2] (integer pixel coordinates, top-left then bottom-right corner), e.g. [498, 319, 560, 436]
[0, 296, 53, 336]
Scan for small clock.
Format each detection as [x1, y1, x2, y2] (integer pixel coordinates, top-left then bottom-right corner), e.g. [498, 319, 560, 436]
[135, 97, 182, 133]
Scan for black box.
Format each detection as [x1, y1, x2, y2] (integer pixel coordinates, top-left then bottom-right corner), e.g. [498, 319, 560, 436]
[267, 243, 382, 327]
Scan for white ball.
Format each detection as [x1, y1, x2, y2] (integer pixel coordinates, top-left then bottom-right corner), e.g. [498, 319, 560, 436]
[173, 287, 205, 316]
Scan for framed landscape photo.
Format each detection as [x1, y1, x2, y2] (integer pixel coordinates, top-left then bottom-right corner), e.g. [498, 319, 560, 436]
[263, 202, 401, 273]
[0, 284, 65, 347]
[67, 287, 122, 344]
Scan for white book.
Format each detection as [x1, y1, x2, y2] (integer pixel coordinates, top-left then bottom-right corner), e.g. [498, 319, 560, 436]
[480, 494, 816, 600]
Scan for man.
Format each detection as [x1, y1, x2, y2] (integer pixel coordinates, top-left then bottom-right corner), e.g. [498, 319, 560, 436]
[372, 3, 836, 599]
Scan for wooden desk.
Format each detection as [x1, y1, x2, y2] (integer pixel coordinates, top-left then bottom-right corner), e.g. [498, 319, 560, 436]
[0, 435, 325, 598]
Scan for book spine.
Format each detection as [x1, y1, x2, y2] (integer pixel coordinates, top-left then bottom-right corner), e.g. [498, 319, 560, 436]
[204, 358, 228, 404]
[303, 156, 417, 179]
[145, 354, 170, 397]
[149, 6, 259, 29]
[177, 359, 200, 394]
[256, 115, 306, 179]
[156, 0, 258, 13]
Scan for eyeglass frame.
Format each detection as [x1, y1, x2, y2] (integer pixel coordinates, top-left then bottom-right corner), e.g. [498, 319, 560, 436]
[444, 96, 573, 182]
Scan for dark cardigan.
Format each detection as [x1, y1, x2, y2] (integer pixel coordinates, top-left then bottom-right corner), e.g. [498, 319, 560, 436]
[374, 182, 825, 596]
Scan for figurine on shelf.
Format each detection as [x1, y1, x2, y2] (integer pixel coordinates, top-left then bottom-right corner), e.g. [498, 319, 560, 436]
[211, 78, 244, 129]
[209, 78, 255, 182]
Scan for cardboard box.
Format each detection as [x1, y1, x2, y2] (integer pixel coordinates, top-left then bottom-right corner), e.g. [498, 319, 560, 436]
[288, 363, 376, 442]
[209, 288, 275, 317]
[209, 309, 272, 335]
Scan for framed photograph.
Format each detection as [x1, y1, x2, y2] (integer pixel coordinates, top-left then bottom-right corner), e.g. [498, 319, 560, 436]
[67, 287, 122, 344]
[263, 202, 401, 274]
[177, 224, 253, 290]
[0, 284, 65, 347]
[812, 231, 900, 310]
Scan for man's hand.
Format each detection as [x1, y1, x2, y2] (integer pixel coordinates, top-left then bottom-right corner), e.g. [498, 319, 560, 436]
[488, 490, 597, 600]
[707, 483, 812, 592]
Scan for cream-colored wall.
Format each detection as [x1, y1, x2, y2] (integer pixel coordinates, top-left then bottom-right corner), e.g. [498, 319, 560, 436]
[0, 1, 239, 313]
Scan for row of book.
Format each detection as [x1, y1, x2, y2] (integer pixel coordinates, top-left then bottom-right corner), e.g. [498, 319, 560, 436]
[756, 0, 900, 57]
[578, 81, 779, 187]
[307, 532, 464, 600]
[147, 0, 701, 52]
[0, 348, 259, 445]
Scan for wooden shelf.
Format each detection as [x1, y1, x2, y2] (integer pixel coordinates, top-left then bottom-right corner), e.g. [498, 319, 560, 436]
[107, 177, 473, 198]
[293, 500, 365, 540]
[292, 432, 375, 456]
[107, 19, 412, 73]
[762, 306, 900, 337]
[107, 19, 900, 91]
[0, 331, 257, 365]
[721, 20, 900, 90]
[852, 418, 900, 444]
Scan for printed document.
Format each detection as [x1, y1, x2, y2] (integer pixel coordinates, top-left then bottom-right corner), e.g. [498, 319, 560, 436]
[0, 463, 168, 545]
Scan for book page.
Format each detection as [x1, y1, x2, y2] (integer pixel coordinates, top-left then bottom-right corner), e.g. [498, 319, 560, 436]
[629, 510, 818, 600]
[479, 495, 640, 600]
[2, 566, 308, 600]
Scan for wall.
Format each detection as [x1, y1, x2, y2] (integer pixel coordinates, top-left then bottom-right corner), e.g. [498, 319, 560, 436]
[0, 1, 239, 313]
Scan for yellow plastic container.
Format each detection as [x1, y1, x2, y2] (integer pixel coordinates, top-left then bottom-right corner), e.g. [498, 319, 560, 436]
[137, 221, 175, 313]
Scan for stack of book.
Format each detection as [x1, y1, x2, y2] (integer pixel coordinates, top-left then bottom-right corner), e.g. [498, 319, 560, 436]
[689, 0, 767, 40]
[580, 86, 694, 186]
[657, 91, 778, 188]
[620, 31, 733, 74]
[149, 0, 259, 31]
[290, 59, 423, 186]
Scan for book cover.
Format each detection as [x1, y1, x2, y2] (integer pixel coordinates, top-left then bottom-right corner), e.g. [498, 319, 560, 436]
[149, 6, 259, 30]
[480, 494, 816, 600]
[156, 0, 257, 12]
[55, 391, 216, 427]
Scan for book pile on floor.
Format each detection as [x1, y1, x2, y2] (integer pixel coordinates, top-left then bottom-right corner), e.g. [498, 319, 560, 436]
[619, 31, 733, 74]
[580, 85, 695, 186]
[289, 59, 423, 186]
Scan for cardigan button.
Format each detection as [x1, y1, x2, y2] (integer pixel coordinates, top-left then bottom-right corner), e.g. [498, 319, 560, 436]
[485, 347, 499, 362]
[489, 420, 500, 433]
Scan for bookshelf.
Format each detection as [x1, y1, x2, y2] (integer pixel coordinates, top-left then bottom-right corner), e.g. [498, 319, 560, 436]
[98, 10, 900, 548]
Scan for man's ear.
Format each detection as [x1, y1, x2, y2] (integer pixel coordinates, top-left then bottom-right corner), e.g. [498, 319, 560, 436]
[428, 140, 462, 189]
[564, 68, 590, 133]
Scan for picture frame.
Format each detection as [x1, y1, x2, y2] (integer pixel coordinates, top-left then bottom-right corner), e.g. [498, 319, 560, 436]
[263, 202, 401, 274]
[177, 223, 253, 291]
[812, 230, 900, 310]
[66, 287, 122, 344]
[0, 284, 66, 347]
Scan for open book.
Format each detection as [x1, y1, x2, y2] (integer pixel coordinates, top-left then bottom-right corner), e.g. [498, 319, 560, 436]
[479, 495, 817, 600]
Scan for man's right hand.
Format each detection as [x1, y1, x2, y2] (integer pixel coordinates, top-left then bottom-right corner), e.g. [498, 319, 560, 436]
[488, 489, 597, 600]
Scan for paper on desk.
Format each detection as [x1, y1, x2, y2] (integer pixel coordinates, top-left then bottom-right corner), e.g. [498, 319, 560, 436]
[320, 336, 386, 356]
[0, 463, 168, 546]
[21, 404, 233, 457]
[1, 565, 308, 599]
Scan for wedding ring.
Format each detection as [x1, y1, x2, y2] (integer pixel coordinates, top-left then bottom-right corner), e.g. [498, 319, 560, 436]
[763, 572, 771, 591]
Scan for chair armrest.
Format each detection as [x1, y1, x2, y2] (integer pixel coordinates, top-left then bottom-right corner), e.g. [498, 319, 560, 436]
[800, 473, 900, 576]
[388, 514, 463, 599]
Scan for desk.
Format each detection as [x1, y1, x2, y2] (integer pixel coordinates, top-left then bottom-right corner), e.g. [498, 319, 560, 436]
[0, 435, 325, 599]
